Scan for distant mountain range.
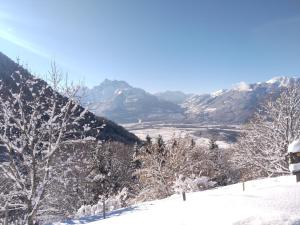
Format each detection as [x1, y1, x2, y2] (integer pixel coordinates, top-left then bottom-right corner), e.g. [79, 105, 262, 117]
[81, 76, 299, 124]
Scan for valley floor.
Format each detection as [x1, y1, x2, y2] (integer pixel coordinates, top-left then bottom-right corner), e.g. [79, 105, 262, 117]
[122, 122, 242, 148]
[54, 175, 300, 225]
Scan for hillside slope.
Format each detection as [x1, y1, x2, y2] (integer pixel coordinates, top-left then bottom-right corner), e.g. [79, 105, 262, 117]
[0, 52, 139, 144]
[54, 175, 300, 225]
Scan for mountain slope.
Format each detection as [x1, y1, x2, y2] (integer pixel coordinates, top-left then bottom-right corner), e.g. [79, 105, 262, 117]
[0, 52, 139, 144]
[81, 80, 185, 123]
[53, 175, 300, 225]
[154, 90, 191, 104]
[182, 78, 299, 124]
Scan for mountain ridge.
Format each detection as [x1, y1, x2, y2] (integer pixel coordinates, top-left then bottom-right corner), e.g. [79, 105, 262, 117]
[81, 79, 185, 123]
[81, 76, 299, 124]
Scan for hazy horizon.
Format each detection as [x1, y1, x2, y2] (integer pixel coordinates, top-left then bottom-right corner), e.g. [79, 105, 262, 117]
[80, 75, 298, 95]
[1, 0, 300, 93]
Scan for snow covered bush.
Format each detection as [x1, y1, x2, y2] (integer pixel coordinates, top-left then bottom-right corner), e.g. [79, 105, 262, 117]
[172, 175, 216, 194]
[76, 188, 129, 218]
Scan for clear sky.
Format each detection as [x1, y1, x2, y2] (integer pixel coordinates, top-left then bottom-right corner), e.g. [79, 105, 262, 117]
[0, 0, 300, 94]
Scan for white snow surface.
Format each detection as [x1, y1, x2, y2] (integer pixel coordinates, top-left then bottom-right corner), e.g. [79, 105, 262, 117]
[266, 76, 295, 87]
[289, 163, 300, 173]
[211, 89, 227, 97]
[53, 175, 300, 225]
[288, 139, 300, 153]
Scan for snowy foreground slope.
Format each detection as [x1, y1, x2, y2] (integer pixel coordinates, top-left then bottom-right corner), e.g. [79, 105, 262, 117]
[53, 176, 300, 225]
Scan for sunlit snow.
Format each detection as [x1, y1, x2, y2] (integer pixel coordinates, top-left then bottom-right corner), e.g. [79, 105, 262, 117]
[53, 175, 300, 225]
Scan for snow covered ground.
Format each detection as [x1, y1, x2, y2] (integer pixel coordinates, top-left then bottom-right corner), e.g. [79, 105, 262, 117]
[53, 175, 300, 225]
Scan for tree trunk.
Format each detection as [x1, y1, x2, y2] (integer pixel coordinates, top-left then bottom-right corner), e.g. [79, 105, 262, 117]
[26, 202, 35, 225]
[182, 191, 186, 201]
[27, 217, 34, 225]
[103, 199, 106, 219]
[27, 213, 35, 225]
[4, 202, 8, 225]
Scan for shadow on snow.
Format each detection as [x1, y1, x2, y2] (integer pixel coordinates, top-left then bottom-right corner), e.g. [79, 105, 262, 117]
[60, 206, 139, 224]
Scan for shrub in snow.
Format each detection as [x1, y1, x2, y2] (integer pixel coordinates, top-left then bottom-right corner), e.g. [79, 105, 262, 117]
[76, 188, 129, 218]
[173, 175, 216, 194]
[195, 176, 217, 189]
[77, 205, 93, 218]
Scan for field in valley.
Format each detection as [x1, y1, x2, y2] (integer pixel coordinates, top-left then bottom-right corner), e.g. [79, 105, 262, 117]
[122, 122, 242, 149]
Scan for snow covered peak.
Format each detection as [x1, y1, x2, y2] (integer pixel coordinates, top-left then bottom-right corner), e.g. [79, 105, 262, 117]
[211, 89, 227, 97]
[266, 76, 294, 87]
[114, 89, 124, 95]
[233, 81, 252, 92]
[99, 79, 132, 89]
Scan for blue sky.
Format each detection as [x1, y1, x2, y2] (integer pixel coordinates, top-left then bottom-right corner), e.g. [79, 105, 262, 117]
[0, 0, 300, 94]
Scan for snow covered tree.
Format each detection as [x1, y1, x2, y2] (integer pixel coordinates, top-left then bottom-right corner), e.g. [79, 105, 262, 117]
[208, 138, 231, 185]
[134, 135, 171, 201]
[0, 67, 92, 224]
[234, 82, 300, 178]
[41, 141, 95, 222]
[88, 141, 135, 206]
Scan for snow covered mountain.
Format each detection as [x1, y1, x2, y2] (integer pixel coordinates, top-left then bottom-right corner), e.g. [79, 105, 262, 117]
[154, 90, 192, 104]
[80, 80, 185, 123]
[81, 76, 299, 125]
[182, 77, 299, 124]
